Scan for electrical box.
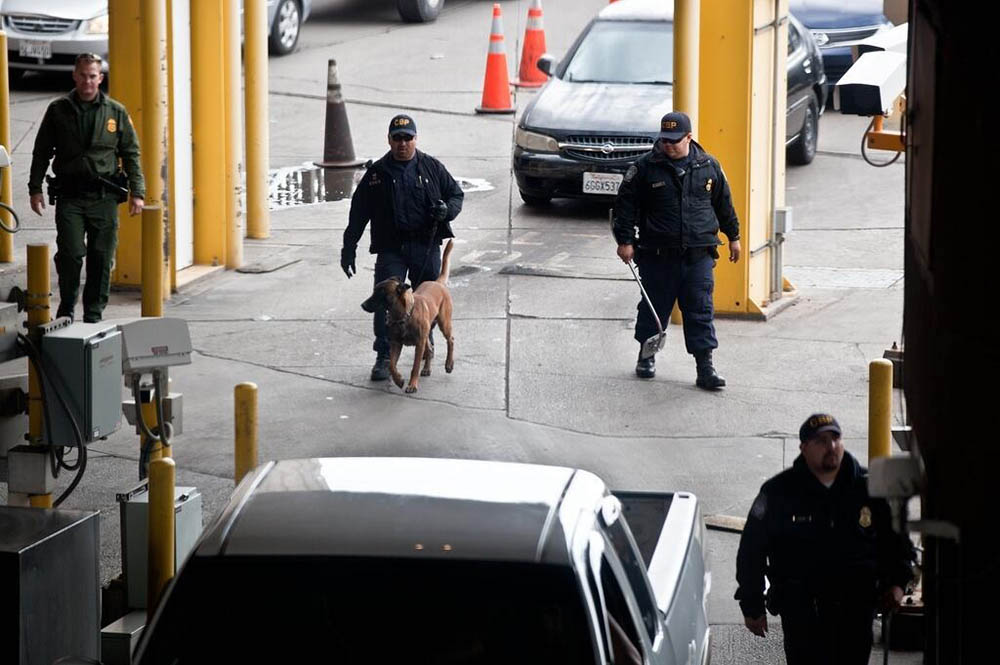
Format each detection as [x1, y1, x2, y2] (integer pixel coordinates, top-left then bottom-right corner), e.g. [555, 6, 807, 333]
[0, 506, 100, 665]
[118, 481, 202, 608]
[40, 322, 122, 445]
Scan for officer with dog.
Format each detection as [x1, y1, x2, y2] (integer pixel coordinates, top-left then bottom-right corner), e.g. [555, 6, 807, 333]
[613, 111, 739, 389]
[28, 52, 145, 324]
[341, 114, 464, 381]
[735, 413, 915, 665]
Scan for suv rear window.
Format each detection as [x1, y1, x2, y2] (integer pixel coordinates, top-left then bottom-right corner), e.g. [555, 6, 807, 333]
[135, 555, 595, 664]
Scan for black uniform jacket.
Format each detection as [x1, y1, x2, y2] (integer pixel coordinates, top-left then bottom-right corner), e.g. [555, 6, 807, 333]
[612, 140, 739, 249]
[734, 452, 915, 619]
[344, 150, 464, 254]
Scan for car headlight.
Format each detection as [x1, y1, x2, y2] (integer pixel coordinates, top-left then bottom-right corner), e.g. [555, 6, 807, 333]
[85, 13, 109, 35]
[515, 127, 559, 153]
[810, 30, 829, 47]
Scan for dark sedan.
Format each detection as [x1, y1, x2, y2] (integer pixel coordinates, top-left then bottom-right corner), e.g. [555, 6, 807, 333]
[513, 1, 827, 206]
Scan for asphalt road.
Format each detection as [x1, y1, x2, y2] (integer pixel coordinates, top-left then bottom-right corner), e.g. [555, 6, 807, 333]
[1, 1, 916, 662]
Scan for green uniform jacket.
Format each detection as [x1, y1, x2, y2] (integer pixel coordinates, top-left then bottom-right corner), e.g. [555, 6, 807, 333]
[28, 90, 145, 198]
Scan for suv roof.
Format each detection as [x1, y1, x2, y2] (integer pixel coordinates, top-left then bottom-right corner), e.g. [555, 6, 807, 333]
[598, 0, 673, 21]
[196, 457, 606, 563]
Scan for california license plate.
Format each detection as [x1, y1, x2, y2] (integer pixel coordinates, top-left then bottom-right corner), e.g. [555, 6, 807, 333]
[582, 172, 623, 195]
[19, 40, 52, 59]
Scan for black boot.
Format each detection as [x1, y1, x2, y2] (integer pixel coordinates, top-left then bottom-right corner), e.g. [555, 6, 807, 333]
[370, 354, 391, 381]
[695, 350, 726, 390]
[635, 349, 656, 379]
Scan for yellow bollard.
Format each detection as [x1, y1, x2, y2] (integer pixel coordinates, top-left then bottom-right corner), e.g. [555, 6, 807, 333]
[244, 0, 271, 239]
[0, 34, 13, 263]
[234, 382, 258, 484]
[141, 206, 164, 317]
[224, 0, 245, 269]
[868, 358, 893, 461]
[25, 245, 52, 507]
[140, 0, 167, 206]
[147, 457, 175, 619]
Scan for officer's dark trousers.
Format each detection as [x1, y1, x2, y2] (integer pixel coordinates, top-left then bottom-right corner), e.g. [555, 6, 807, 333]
[54, 195, 119, 322]
[780, 599, 875, 665]
[635, 248, 718, 355]
[372, 241, 441, 357]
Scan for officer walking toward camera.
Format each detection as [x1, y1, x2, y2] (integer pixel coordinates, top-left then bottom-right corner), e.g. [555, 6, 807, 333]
[341, 114, 464, 381]
[28, 53, 145, 324]
[613, 111, 740, 389]
[735, 414, 915, 665]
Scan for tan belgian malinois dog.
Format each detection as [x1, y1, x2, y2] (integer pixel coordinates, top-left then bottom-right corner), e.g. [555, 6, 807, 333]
[361, 240, 455, 393]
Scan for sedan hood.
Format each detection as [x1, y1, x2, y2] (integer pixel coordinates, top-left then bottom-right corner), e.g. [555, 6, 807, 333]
[788, 0, 885, 28]
[521, 78, 672, 136]
[1, 0, 108, 20]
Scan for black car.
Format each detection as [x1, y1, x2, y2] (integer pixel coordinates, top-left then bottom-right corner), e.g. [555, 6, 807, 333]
[513, 0, 827, 206]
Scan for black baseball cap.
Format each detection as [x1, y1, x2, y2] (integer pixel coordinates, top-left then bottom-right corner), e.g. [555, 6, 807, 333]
[658, 111, 691, 140]
[388, 114, 416, 136]
[799, 413, 842, 443]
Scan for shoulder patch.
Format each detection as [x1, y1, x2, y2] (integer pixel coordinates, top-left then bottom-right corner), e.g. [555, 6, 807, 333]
[624, 165, 638, 183]
[750, 493, 767, 520]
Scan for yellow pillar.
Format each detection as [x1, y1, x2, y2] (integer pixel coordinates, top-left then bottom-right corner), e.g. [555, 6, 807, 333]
[869, 359, 893, 461]
[700, 0, 788, 315]
[224, 0, 244, 269]
[166, 0, 177, 292]
[26, 245, 52, 508]
[141, 0, 167, 206]
[234, 382, 258, 484]
[141, 206, 164, 316]
[0, 34, 13, 263]
[110, 0, 144, 286]
[147, 457, 175, 619]
[245, 0, 271, 239]
[192, 0, 227, 267]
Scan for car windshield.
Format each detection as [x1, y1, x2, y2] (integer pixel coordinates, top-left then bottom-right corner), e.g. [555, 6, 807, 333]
[563, 20, 673, 84]
[135, 556, 595, 664]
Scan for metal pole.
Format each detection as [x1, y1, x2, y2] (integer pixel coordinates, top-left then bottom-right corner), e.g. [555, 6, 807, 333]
[224, 0, 244, 268]
[0, 34, 14, 263]
[244, 0, 270, 239]
[234, 382, 258, 484]
[147, 457, 175, 620]
[141, 0, 167, 206]
[26, 244, 52, 507]
[141, 205, 164, 317]
[869, 358, 894, 460]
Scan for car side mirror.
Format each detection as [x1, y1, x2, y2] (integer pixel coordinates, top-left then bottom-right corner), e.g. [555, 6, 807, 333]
[536, 54, 557, 77]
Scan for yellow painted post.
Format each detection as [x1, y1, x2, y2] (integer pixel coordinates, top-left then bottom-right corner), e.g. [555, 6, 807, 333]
[147, 457, 175, 619]
[224, 0, 244, 269]
[141, 0, 166, 206]
[0, 34, 13, 263]
[141, 205, 164, 316]
[245, 0, 271, 239]
[234, 382, 258, 484]
[166, 0, 177, 292]
[869, 358, 893, 461]
[191, 0, 228, 267]
[26, 245, 52, 507]
[110, 0, 144, 286]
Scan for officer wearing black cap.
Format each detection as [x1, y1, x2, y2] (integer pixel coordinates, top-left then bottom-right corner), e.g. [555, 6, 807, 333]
[341, 114, 464, 381]
[613, 111, 739, 389]
[735, 414, 915, 665]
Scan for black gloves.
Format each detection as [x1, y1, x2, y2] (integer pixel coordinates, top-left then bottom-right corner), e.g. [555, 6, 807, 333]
[340, 247, 356, 278]
[431, 199, 449, 223]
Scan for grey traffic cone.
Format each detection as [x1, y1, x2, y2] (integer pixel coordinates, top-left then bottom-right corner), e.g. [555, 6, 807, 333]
[314, 59, 366, 169]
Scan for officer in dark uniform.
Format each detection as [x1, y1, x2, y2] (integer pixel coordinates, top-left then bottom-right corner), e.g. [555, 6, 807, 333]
[613, 111, 740, 389]
[735, 414, 915, 665]
[341, 114, 464, 381]
[28, 53, 145, 324]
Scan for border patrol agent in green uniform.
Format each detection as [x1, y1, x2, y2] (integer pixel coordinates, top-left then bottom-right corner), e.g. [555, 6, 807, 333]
[28, 53, 145, 323]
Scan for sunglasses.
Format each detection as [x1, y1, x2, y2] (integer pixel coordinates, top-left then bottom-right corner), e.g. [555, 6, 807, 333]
[391, 134, 415, 142]
[661, 135, 687, 145]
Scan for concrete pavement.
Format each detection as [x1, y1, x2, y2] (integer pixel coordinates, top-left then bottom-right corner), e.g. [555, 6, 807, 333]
[0, 1, 916, 662]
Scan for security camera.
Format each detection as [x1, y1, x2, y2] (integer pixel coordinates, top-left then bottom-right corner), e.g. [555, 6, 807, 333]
[113, 317, 192, 375]
[856, 23, 908, 56]
[835, 50, 906, 116]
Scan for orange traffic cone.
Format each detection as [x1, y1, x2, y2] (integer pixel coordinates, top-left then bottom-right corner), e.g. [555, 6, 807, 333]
[475, 4, 515, 114]
[514, 0, 548, 88]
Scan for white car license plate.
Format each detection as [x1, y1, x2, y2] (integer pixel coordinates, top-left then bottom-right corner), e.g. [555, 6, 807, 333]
[19, 40, 52, 59]
[582, 172, 623, 195]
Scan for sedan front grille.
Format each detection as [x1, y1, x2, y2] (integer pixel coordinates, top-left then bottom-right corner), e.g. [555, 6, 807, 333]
[6, 15, 80, 35]
[817, 25, 883, 46]
[561, 135, 654, 162]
